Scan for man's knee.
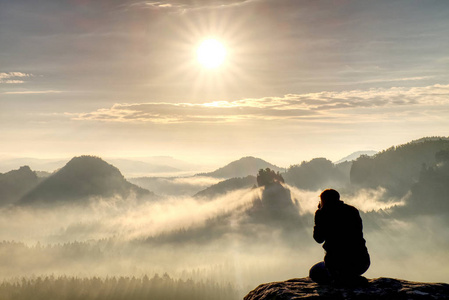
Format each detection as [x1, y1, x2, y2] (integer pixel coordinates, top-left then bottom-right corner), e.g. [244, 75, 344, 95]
[309, 261, 332, 284]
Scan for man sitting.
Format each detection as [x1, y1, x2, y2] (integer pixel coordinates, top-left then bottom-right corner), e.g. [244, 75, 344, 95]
[309, 189, 370, 285]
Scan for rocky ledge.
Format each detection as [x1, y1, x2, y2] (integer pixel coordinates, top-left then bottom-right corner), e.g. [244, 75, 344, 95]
[244, 277, 449, 300]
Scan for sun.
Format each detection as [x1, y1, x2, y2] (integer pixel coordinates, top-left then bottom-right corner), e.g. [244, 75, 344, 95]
[197, 39, 226, 69]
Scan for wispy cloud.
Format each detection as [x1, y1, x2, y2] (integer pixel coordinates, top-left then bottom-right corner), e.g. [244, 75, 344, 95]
[3, 90, 62, 95]
[289, 186, 405, 215]
[0, 72, 33, 84]
[70, 84, 449, 124]
[122, 0, 251, 13]
[354, 76, 435, 85]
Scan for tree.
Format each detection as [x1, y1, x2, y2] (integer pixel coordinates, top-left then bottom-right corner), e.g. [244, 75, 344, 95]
[256, 168, 284, 187]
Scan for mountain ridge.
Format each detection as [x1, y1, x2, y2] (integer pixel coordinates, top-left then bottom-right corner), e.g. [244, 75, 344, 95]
[19, 155, 152, 205]
[197, 156, 284, 179]
[350, 138, 449, 196]
[0, 166, 41, 206]
[334, 150, 377, 164]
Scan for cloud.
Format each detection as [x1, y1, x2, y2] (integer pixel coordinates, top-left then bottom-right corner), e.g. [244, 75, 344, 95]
[0, 187, 260, 243]
[353, 76, 435, 85]
[289, 186, 406, 216]
[0, 72, 32, 79]
[0, 72, 33, 84]
[122, 0, 251, 13]
[3, 90, 62, 95]
[0, 80, 25, 84]
[171, 176, 222, 186]
[344, 188, 406, 212]
[70, 84, 449, 124]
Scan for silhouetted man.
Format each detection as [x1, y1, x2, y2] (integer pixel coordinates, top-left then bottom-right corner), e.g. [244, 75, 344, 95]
[309, 189, 370, 285]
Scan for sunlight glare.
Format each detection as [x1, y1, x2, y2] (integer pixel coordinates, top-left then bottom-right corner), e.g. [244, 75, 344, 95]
[197, 39, 226, 69]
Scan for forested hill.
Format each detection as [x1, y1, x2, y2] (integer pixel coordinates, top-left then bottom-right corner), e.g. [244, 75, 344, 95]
[197, 156, 284, 179]
[19, 156, 151, 205]
[350, 137, 449, 196]
[0, 166, 41, 206]
[283, 158, 350, 191]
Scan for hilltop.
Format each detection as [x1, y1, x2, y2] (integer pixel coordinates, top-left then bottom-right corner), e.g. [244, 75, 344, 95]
[197, 156, 284, 179]
[19, 156, 151, 205]
[350, 137, 449, 196]
[334, 150, 377, 164]
[0, 166, 41, 206]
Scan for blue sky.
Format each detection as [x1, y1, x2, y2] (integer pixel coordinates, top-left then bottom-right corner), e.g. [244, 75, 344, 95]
[1, 0, 449, 167]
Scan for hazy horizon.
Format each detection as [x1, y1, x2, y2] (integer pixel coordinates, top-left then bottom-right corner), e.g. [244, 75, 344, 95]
[0, 141, 381, 173]
[0, 150, 376, 177]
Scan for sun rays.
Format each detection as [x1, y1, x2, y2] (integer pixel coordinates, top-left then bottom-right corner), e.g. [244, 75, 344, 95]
[197, 39, 227, 69]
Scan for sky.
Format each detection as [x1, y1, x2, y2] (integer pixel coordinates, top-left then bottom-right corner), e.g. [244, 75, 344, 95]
[1, 0, 449, 168]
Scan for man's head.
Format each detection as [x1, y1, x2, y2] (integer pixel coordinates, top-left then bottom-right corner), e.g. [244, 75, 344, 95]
[319, 189, 340, 208]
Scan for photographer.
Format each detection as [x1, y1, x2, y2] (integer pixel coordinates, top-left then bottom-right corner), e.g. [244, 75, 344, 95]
[309, 189, 370, 285]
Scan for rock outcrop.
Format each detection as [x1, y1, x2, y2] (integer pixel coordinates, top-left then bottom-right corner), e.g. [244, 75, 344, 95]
[244, 277, 449, 300]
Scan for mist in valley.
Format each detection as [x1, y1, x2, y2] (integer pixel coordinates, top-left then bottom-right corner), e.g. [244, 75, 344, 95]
[0, 190, 445, 290]
[0, 139, 449, 299]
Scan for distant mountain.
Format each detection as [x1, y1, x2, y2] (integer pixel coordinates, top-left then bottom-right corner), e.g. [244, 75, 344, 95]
[0, 155, 204, 176]
[0, 166, 41, 206]
[138, 156, 202, 172]
[0, 157, 66, 173]
[19, 156, 152, 205]
[108, 158, 181, 177]
[194, 176, 257, 199]
[129, 176, 220, 197]
[350, 137, 449, 196]
[334, 150, 377, 164]
[197, 156, 284, 179]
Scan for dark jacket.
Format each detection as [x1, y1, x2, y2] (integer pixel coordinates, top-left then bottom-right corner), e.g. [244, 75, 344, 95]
[313, 200, 370, 276]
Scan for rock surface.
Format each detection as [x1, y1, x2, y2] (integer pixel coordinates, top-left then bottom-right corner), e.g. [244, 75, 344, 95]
[243, 277, 449, 299]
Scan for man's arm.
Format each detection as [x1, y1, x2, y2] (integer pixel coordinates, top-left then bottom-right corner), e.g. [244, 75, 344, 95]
[313, 209, 326, 243]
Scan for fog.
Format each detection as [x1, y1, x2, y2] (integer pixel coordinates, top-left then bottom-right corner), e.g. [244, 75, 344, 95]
[128, 176, 224, 196]
[0, 187, 259, 243]
[0, 183, 447, 297]
[283, 186, 406, 215]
